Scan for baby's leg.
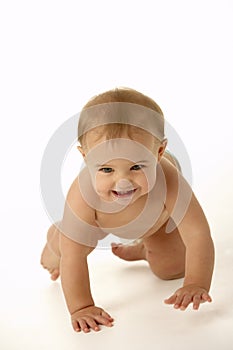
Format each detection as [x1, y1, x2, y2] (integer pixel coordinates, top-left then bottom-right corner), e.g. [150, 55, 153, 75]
[40, 224, 61, 280]
[143, 221, 185, 280]
[111, 240, 146, 261]
[112, 220, 185, 280]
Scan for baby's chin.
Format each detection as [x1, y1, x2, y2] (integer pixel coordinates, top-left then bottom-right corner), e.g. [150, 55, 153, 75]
[97, 188, 147, 205]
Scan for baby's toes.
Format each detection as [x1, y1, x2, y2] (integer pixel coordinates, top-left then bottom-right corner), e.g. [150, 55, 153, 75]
[50, 269, 60, 281]
[111, 245, 124, 257]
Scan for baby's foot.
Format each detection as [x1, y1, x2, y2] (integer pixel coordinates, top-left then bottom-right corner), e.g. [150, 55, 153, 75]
[111, 240, 146, 261]
[40, 243, 60, 281]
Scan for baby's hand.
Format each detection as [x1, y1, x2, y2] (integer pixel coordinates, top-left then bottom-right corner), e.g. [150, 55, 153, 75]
[71, 305, 114, 333]
[164, 284, 212, 311]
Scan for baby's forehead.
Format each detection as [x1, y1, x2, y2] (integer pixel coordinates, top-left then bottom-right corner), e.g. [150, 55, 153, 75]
[85, 138, 156, 167]
[84, 126, 158, 151]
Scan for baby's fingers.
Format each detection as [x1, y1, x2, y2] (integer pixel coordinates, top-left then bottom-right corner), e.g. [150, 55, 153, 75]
[84, 317, 101, 332]
[78, 319, 90, 333]
[164, 294, 177, 305]
[72, 319, 81, 332]
[173, 294, 184, 309]
[95, 315, 114, 327]
[180, 294, 192, 310]
[193, 294, 201, 310]
[202, 292, 212, 302]
[192, 292, 212, 310]
[101, 310, 114, 321]
[71, 318, 97, 333]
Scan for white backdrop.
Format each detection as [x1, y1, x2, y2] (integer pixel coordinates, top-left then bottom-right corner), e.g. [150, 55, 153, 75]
[0, 0, 232, 218]
[0, 1, 232, 349]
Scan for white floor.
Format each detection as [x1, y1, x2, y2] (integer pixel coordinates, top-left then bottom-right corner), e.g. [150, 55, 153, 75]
[1, 1, 233, 348]
[1, 160, 233, 350]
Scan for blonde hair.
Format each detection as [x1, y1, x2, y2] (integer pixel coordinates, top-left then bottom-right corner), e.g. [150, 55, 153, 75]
[78, 87, 164, 148]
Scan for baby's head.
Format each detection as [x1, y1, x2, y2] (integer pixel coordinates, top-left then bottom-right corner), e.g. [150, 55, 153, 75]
[77, 88, 167, 203]
[78, 87, 167, 157]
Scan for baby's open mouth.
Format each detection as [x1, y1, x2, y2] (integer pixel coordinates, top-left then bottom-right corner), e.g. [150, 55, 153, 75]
[112, 189, 136, 198]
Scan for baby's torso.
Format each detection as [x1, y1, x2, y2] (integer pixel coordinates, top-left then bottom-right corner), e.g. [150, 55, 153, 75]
[74, 156, 177, 242]
[95, 196, 170, 240]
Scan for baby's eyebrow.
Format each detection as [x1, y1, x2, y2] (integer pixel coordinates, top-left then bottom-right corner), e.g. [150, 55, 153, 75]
[94, 163, 112, 168]
[135, 160, 150, 163]
[93, 160, 150, 168]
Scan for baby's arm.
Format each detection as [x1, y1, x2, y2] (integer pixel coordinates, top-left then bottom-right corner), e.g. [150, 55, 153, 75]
[165, 192, 214, 310]
[59, 177, 114, 332]
[163, 161, 215, 310]
[60, 234, 113, 332]
[60, 235, 94, 312]
[178, 192, 214, 291]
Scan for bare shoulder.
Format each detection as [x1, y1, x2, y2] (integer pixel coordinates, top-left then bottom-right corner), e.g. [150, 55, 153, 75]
[60, 169, 99, 253]
[60, 172, 98, 254]
[160, 156, 194, 216]
[66, 169, 96, 224]
[160, 156, 210, 236]
[160, 156, 181, 210]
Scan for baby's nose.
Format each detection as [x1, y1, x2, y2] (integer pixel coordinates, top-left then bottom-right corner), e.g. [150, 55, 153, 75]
[115, 179, 133, 190]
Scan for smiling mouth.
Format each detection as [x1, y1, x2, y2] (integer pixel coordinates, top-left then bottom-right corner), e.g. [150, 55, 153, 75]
[112, 189, 137, 198]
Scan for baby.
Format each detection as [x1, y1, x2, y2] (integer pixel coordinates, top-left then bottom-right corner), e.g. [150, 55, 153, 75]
[41, 87, 215, 333]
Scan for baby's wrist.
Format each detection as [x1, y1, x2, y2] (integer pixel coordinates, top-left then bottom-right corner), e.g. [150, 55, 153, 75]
[70, 303, 95, 315]
[183, 280, 210, 291]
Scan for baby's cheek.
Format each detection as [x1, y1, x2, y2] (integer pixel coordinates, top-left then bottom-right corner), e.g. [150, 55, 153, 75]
[94, 174, 110, 194]
[142, 169, 157, 191]
[89, 171, 100, 193]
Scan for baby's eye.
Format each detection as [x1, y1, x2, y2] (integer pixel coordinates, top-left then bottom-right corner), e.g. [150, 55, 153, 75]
[131, 164, 144, 171]
[99, 167, 113, 173]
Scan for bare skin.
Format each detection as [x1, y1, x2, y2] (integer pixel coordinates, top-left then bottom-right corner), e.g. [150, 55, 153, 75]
[40, 225, 60, 281]
[41, 146, 214, 333]
[41, 222, 211, 320]
[111, 240, 146, 261]
[41, 220, 185, 286]
[41, 226, 114, 332]
[41, 215, 213, 332]
[112, 222, 186, 280]
[39, 227, 161, 282]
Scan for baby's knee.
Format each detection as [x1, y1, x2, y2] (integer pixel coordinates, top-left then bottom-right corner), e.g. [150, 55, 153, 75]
[146, 250, 184, 280]
[47, 222, 61, 240]
[46, 223, 61, 256]
[155, 270, 185, 281]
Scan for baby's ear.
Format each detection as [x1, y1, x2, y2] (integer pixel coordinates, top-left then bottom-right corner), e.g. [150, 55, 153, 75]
[158, 139, 167, 161]
[161, 138, 168, 149]
[77, 146, 86, 158]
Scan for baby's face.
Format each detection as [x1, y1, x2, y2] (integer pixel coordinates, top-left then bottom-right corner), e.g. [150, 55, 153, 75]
[80, 131, 164, 204]
[93, 156, 152, 204]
